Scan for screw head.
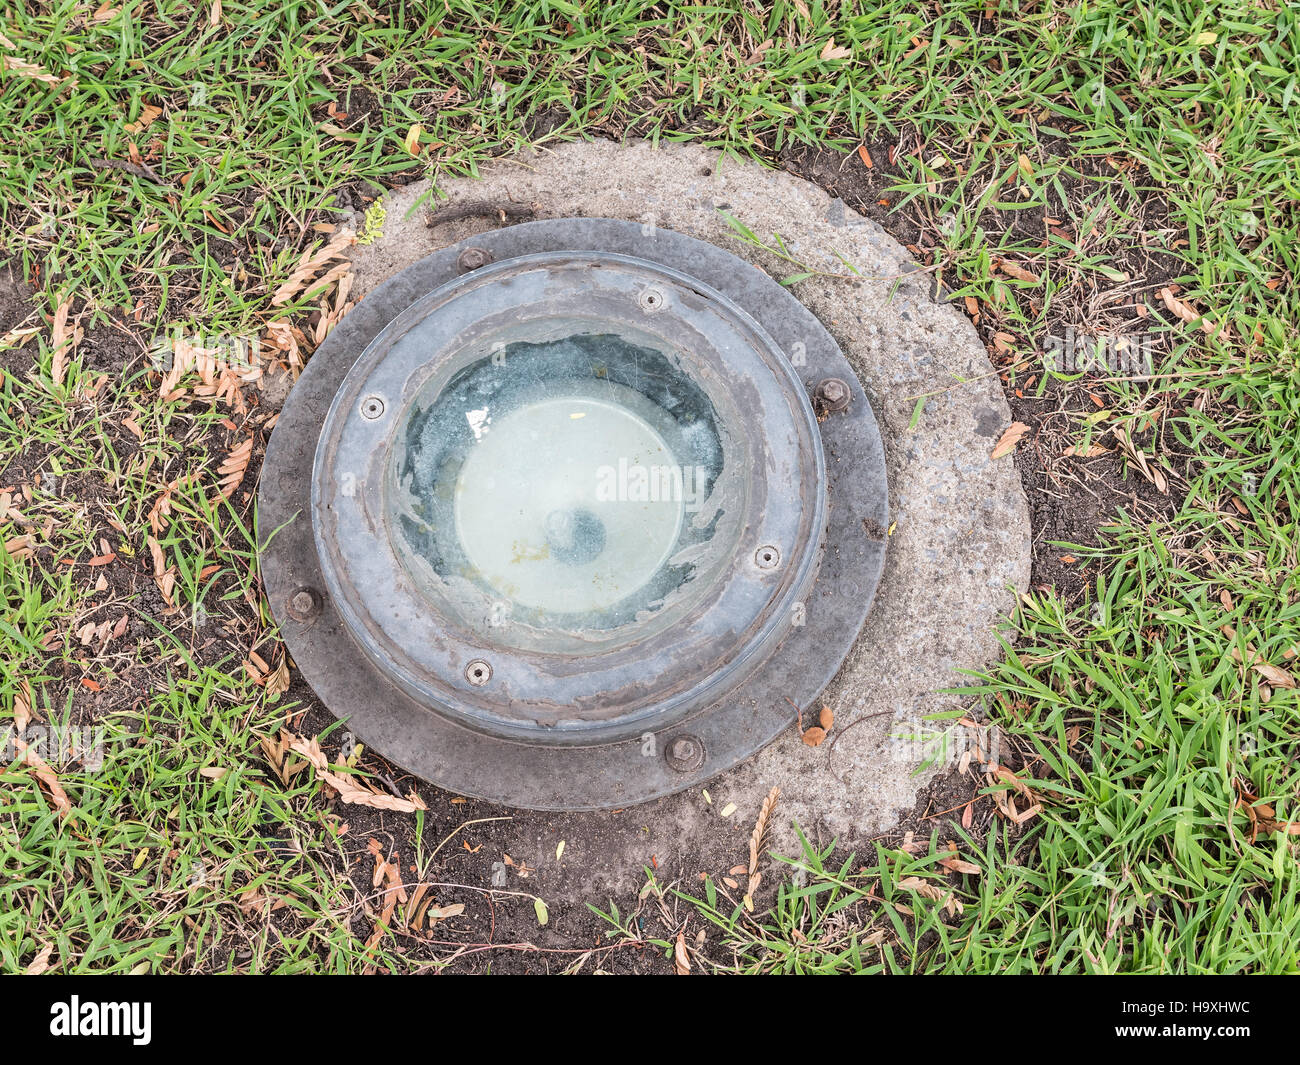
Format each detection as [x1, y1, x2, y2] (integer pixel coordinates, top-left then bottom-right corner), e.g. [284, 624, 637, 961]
[360, 395, 385, 420]
[286, 587, 321, 621]
[755, 544, 781, 569]
[665, 734, 705, 772]
[638, 287, 666, 313]
[814, 377, 851, 413]
[465, 659, 492, 686]
[457, 246, 494, 273]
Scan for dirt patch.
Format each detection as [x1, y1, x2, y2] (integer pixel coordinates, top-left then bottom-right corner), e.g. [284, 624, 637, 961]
[781, 144, 1188, 601]
[0, 260, 40, 380]
[1007, 378, 1184, 598]
[783, 138, 927, 250]
[268, 694, 1007, 974]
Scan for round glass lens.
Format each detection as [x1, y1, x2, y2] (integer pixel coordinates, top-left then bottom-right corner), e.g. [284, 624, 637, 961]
[387, 323, 743, 653]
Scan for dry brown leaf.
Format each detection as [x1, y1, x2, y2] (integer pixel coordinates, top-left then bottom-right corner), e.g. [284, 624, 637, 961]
[147, 482, 176, 536]
[16, 737, 72, 817]
[49, 295, 79, 387]
[992, 765, 1031, 795]
[1253, 662, 1296, 690]
[406, 882, 431, 929]
[312, 267, 355, 344]
[819, 38, 852, 60]
[259, 730, 308, 786]
[1257, 820, 1300, 836]
[744, 786, 780, 907]
[14, 679, 35, 731]
[24, 943, 54, 975]
[217, 437, 253, 498]
[991, 421, 1030, 459]
[158, 334, 257, 402]
[0, 324, 40, 352]
[263, 319, 303, 374]
[367, 837, 402, 892]
[363, 837, 408, 966]
[124, 103, 162, 133]
[801, 726, 826, 747]
[271, 228, 356, 306]
[673, 931, 691, 975]
[265, 656, 291, 696]
[145, 535, 176, 604]
[1111, 425, 1169, 493]
[1158, 286, 1229, 340]
[4, 55, 72, 85]
[898, 876, 943, 900]
[289, 733, 427, 812]
[995, 259, 1041, 285]
[991, 331, 1016, 355]
[818, 705, 834, 731]
[409, 884, 464, 928]
[4, 533, 33, 560]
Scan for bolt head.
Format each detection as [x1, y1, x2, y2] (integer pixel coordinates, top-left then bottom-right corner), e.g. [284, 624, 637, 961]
[665, 734, 705, 771]
[286, 587, 321, 621]
[638, 287, 666, 312]
[815, 377, 851, 411]
[457, 246, 494, 273]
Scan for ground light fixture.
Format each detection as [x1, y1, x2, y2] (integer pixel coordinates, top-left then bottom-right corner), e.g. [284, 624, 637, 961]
[259, 218, 888, 810]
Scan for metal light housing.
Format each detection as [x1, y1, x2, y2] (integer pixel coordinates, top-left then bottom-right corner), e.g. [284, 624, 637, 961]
[258, 219, 887, 810]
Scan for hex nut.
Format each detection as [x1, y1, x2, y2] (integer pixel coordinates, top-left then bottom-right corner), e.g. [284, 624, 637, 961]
[286, 587, 322, 621]
[815, 377, 851, 413]
[665, 734, 705, 772]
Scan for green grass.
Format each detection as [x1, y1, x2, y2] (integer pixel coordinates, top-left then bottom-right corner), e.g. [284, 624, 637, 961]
[2, 0, 1298, 972]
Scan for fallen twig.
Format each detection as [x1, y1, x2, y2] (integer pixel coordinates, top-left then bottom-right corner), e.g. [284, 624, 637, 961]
[427, 199, 536, 226]
[89, 157, 172, 187]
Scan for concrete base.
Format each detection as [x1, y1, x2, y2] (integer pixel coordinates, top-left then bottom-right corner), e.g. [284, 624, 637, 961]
[331, 140, 1030, 892]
